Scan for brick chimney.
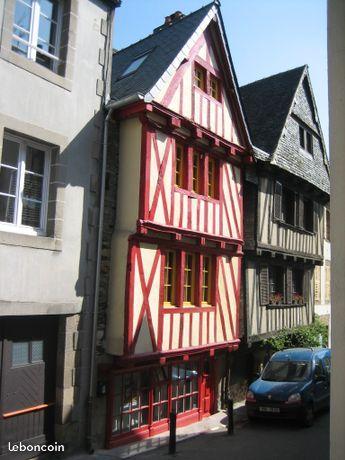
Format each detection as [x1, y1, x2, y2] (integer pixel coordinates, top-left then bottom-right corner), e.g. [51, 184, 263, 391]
[154, 11, 185, 33]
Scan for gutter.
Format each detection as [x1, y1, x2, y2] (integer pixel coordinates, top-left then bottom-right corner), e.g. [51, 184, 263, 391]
[105, 92, 145, 111]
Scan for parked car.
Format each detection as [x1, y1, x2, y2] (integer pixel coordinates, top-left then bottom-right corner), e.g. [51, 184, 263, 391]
[246, 348, 331, 426]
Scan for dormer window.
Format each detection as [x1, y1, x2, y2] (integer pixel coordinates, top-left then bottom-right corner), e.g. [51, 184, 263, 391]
[299, 126, 313, 154]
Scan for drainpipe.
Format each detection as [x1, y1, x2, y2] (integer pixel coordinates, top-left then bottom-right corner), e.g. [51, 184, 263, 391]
[86, 90, 143, 452]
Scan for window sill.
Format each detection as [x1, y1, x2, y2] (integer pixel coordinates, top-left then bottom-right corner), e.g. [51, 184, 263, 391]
[163, 305, 215, 313]
[0, 230, 62, 251]
[274, 219, 315, 236]
[0, 48, 72, 92]
[174, 186, 220, 203]
[265, 303, 306, 309]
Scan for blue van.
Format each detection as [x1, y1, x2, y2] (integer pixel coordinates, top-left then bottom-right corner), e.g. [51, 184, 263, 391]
[246, 348, 331, 426]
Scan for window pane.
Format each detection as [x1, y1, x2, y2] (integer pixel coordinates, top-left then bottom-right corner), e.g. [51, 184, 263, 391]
[31, 340, 43, 361]
[38, 16, 57, 49]
[12, 342, 29, 366]
[24, 173, 43, 201]
[2, 139, 20, 167]
[26, 147, 45, 174]
[131, 412, 139, 429]
[185, 396, 191, 411]
[153, 405, 159, 421]
[0, 195, 16, 223]
[21, 198, 41, 227]
[36, 52, 53, 69]
[161, 402, 168, 419]
[0, 167, 17, 196]
[40, 0, 59, 20]
[11, 38, 29, 56]
[13, 1, 32, 32]
[161, 384, 167, 401]
[114, 395, 121, 415]
[121, 413, 130, 432]
[112, 416, 121, 434]
[140, 408, 149, 426]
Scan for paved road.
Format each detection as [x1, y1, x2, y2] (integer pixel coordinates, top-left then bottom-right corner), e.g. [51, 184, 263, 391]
[133, 411, 330, 460]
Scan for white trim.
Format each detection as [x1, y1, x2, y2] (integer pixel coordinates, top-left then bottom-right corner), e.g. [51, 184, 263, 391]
[12, 0, 61, 68]
[0, 133, 51, 236]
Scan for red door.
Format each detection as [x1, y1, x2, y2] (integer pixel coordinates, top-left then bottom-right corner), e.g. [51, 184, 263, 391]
[201, 360, 213, 417]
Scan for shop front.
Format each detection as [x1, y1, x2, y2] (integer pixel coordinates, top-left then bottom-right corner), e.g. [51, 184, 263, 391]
[106, 357, 215, 447]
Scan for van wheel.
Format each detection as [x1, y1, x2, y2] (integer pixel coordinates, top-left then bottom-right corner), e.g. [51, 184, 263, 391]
[301, 404, 314, 427]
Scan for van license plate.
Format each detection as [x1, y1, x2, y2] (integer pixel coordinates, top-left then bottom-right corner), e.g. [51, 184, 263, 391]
[259, 407, 280, 413]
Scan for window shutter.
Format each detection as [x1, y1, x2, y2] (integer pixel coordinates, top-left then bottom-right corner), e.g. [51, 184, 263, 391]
[303, 270, 309, 304]
[325, 263, 331, 303]
[259, 266, 269, 305]
[274, 181, 282, 220]
[314, 266, 321, 303]
[312, 201, 317, 233]
[286, 267, 292, 304]
[298, 194, 304, 229]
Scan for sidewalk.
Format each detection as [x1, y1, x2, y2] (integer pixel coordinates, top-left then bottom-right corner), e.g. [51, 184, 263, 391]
[72, 402, 247, 460]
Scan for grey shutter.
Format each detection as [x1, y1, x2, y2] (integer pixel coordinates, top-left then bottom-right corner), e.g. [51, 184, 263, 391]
[299, 194, 304, 229]
[286, 267, 292, 304]
[259, 266, 269, 305]
[312, 201, 317, 233]
[274, 181, 282, 220]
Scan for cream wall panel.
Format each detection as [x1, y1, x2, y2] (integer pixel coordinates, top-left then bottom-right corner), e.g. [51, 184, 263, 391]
[183, 314, 190, 348]
[162, 315, 170, 351]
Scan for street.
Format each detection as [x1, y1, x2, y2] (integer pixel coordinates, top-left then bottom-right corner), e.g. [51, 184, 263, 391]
[132, 411, 330, 460]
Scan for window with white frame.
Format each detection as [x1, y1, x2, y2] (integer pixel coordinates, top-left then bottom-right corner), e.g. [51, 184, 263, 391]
[11, 0, 61, 71]
[0, 134, 51, 234]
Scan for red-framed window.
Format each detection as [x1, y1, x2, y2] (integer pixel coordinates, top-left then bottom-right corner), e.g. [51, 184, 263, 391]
[109, 362, 201, 441]
[193, 62, 222, 103]
[174, 142, 219, 200]
[112, 370, 150, 435]
[162, 250, 215, 308]
[171, 362, 199, 414]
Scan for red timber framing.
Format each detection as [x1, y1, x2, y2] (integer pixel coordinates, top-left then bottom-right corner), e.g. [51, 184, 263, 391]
[104, 11, 253, 447]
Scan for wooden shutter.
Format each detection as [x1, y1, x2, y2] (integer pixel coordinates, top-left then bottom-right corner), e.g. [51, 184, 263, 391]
[286, 267, 292, 304]
[259, 266, 269, 305]
[314, 266, 321, 303]
[325, 263, 331, 303]
[303, 269, 309, 304]
[274, 181, 283, 220]
[298, 194, 304, 229]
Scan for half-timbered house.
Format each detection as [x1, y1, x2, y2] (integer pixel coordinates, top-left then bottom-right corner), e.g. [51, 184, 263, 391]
[240, 66, 330, 350]
[96, 2, 252, 447]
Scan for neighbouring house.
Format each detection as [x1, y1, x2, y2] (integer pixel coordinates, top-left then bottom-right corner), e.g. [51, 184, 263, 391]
[239, 65, 330, 372]
[0, 0, 120, 456]
[94, 2, 252, 447]
[314, 204, 331, 333]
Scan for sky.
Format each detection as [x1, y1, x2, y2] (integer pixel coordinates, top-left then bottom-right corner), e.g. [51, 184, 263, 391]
[113, 0, 329, 149]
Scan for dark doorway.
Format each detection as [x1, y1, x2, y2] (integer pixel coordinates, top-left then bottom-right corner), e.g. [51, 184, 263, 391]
[0, 316, 57, 458]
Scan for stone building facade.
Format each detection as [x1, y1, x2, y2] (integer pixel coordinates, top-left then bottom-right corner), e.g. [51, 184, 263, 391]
[0, 0, 120, 456]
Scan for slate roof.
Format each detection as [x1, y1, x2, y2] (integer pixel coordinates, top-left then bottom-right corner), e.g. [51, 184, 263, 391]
[240, 66, 305, 154]
[240, 66, 330, 195]
[111, 3, 215, 102]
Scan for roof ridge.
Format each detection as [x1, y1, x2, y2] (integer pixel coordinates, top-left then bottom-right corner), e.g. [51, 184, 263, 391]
[113, 2, 215, 57]
[240, 65, 307, 89]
